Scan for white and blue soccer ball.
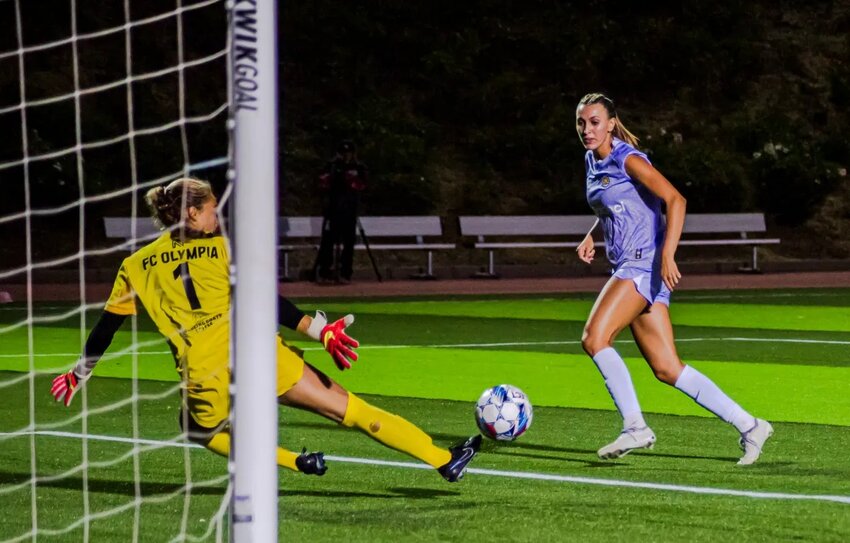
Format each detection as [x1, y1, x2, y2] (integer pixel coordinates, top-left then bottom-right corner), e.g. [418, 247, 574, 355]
[475, 384, 533, 441]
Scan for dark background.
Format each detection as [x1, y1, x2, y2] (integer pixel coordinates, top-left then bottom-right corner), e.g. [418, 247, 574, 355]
[1, 0, 849, 274]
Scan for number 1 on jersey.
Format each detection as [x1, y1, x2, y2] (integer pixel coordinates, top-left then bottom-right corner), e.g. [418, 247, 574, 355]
[173, 262, 202, 310]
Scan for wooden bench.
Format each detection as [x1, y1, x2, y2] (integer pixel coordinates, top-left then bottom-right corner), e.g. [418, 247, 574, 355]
[105, 215, 455, 279]
[103, 217, 163, 248]
[278, 216, 324, 279]
[278, 216, 455, 279]
[678, 213, 780, 270]
[459, 213, 780, 277]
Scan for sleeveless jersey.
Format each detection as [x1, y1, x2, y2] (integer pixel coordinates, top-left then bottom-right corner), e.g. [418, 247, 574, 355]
[104, 232, 230, 358]
[585, 138, 666, 269]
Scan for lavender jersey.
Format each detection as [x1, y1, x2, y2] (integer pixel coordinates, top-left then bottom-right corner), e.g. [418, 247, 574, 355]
[585, 138, 665, 270]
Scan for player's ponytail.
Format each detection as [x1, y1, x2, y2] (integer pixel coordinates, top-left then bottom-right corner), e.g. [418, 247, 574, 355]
[578, 93, 640, 148]
[145, 177, 213, 230]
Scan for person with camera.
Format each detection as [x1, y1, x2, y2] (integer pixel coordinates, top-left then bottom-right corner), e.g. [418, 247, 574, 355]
[316, 140, 368, 284]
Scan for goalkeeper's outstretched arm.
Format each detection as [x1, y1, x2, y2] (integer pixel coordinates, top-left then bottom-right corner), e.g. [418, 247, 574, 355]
[277, 295, 359, 371]
[50, 310, 127, 406]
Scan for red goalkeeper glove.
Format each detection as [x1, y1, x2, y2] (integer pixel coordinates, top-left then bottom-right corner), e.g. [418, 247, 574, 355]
[321, 314, 360, 370]
[306, 311, 360, 370]
[50, 370, 87, 407]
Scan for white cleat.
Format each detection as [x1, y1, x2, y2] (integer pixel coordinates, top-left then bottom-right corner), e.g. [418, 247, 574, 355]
[597, 426, 656, 459]
[737, 418, 773, 466]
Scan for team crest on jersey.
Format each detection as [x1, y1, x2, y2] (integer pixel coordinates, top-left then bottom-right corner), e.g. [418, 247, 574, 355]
[601, 176, 610, 187]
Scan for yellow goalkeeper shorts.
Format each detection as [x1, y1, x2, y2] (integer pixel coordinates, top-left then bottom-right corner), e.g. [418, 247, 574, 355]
[183, 332, 305, 430]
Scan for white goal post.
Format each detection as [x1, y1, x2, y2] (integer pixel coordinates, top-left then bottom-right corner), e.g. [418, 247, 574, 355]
[229, 0, 280, 540]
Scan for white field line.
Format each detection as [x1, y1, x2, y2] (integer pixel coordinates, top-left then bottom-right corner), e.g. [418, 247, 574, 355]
[4, 430, 849, 506]
[0, 290, 845, 311]
[1, 335, 850, 362]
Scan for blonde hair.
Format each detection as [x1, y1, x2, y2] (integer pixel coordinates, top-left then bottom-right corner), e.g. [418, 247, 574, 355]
[145, 177, 213, 230]
[577, 93, 640, 148]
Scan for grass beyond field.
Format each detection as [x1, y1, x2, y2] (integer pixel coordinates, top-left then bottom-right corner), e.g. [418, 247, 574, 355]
[1, 288, 849, 541]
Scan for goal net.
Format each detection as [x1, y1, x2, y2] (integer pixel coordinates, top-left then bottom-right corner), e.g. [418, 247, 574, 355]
[0, 0, 279, 540]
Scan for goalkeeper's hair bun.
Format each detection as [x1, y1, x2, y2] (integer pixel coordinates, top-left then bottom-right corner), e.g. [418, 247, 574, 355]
[145, 177, 213, 230]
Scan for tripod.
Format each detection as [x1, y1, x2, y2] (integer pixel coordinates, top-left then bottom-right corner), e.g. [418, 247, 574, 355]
[313, 216, 382, 282]
[357, 218, 382, 282]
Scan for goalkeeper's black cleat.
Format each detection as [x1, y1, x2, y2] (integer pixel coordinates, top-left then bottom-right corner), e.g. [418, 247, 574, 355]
[437, 434, 482, 483]
[295, 448, 328, 476]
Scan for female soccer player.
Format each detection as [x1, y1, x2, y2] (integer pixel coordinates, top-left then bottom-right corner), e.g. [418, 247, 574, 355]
[574, 93, 772, 465]
[50, 177, 480, 481]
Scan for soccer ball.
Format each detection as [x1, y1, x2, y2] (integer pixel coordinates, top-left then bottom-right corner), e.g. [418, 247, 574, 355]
[475, 384, 533, 441]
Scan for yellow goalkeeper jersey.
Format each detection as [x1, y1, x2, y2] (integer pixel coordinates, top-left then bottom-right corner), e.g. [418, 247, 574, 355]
[105, 232, 230, 357]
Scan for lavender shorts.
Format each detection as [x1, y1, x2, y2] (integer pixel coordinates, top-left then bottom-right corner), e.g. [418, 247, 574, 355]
[613, 264, 671, 307]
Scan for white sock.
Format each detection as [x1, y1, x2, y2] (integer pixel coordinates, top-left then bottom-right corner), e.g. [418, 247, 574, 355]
[674, 365, 755, 433]
[592, 347, 646, 431]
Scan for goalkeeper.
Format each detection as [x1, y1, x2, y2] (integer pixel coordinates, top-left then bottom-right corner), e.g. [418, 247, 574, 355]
[50, 177, 479, 482]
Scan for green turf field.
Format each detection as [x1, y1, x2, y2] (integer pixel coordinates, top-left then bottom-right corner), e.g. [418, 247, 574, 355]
[1, 288, 849, 541]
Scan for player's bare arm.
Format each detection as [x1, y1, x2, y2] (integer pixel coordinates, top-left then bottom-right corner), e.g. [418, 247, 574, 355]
[625, 155, 686, 290]
[576, 218, 599, 264]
